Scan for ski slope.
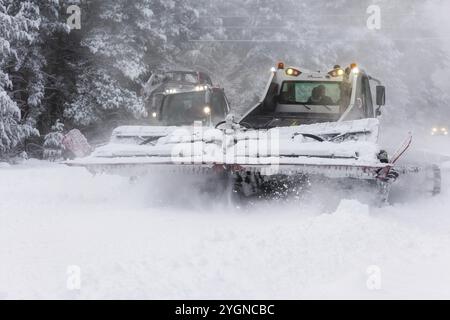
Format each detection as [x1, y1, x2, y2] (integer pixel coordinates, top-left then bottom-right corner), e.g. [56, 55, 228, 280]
[1, 158, 450, 299]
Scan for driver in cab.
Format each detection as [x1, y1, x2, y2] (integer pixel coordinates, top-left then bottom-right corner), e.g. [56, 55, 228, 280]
[307, 85, 333, 105]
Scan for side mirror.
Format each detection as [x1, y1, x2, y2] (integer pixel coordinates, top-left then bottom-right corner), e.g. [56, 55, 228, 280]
[376, 86, 386, 106]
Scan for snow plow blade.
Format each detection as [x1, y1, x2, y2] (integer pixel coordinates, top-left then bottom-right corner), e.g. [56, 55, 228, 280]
[66, 160, 389, 179]
[68, 119, 389, 178]
[65, 118, 442, 203]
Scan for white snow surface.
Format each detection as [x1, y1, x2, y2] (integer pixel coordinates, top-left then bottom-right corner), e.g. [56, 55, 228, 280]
[1, 158, 450, 299]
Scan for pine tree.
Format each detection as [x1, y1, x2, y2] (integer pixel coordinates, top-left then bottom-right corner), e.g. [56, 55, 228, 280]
[43, 118, 64, 161]
[21, 0, 70, 133]
[0, 0, 40, 157]
[64, 0, 202, 137]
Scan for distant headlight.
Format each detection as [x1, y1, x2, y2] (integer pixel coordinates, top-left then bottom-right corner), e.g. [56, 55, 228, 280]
[430, 127, 448, 135]
[195, 85, 207, 91]
[203, 106, 211, 115]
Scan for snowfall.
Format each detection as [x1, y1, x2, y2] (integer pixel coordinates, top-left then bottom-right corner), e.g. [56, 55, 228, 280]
[1, 136, 450, 299]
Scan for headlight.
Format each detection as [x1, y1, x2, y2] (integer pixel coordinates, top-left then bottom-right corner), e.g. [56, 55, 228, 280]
[328, 68, 344, 77]
[195, 85, 207, 91]
[285, 68, 301, 76]
[152, 112, 157, 118]
[203, 106, 211, 115]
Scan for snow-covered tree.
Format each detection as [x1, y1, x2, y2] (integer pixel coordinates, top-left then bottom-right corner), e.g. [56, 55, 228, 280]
[13, 0, 70, 131]
[65, 0, 201, 135]
[0, 0, 40, 156]
[65, 64, 145, 127]
[43, 118, 64, 160]
[0, 91, 26, 155]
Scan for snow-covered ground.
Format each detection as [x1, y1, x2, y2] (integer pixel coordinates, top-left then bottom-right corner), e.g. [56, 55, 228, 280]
[1, 157, 450, 299]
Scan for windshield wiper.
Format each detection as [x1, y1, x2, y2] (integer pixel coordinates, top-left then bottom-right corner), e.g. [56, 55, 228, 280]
[292, 132, 325, 142]
[300, 103, 331, 111]
[140, 136, 162, 145]
[300, 104, 312, 110]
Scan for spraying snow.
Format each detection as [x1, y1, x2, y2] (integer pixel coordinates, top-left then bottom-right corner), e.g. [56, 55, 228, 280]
[1, 158, 450, 299]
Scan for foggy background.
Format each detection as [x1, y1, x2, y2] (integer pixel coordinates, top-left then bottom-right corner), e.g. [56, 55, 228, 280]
[186, 0, 450, 130]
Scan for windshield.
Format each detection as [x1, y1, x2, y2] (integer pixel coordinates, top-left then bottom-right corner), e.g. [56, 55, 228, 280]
[161, 91, 226, 125]
[239, 80, 350, 128]
[279, 81, 342, 105]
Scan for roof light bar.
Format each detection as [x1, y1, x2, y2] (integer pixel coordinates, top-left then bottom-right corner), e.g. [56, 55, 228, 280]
[328, 67, 345, 77]
[286, 68, 301, 76]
